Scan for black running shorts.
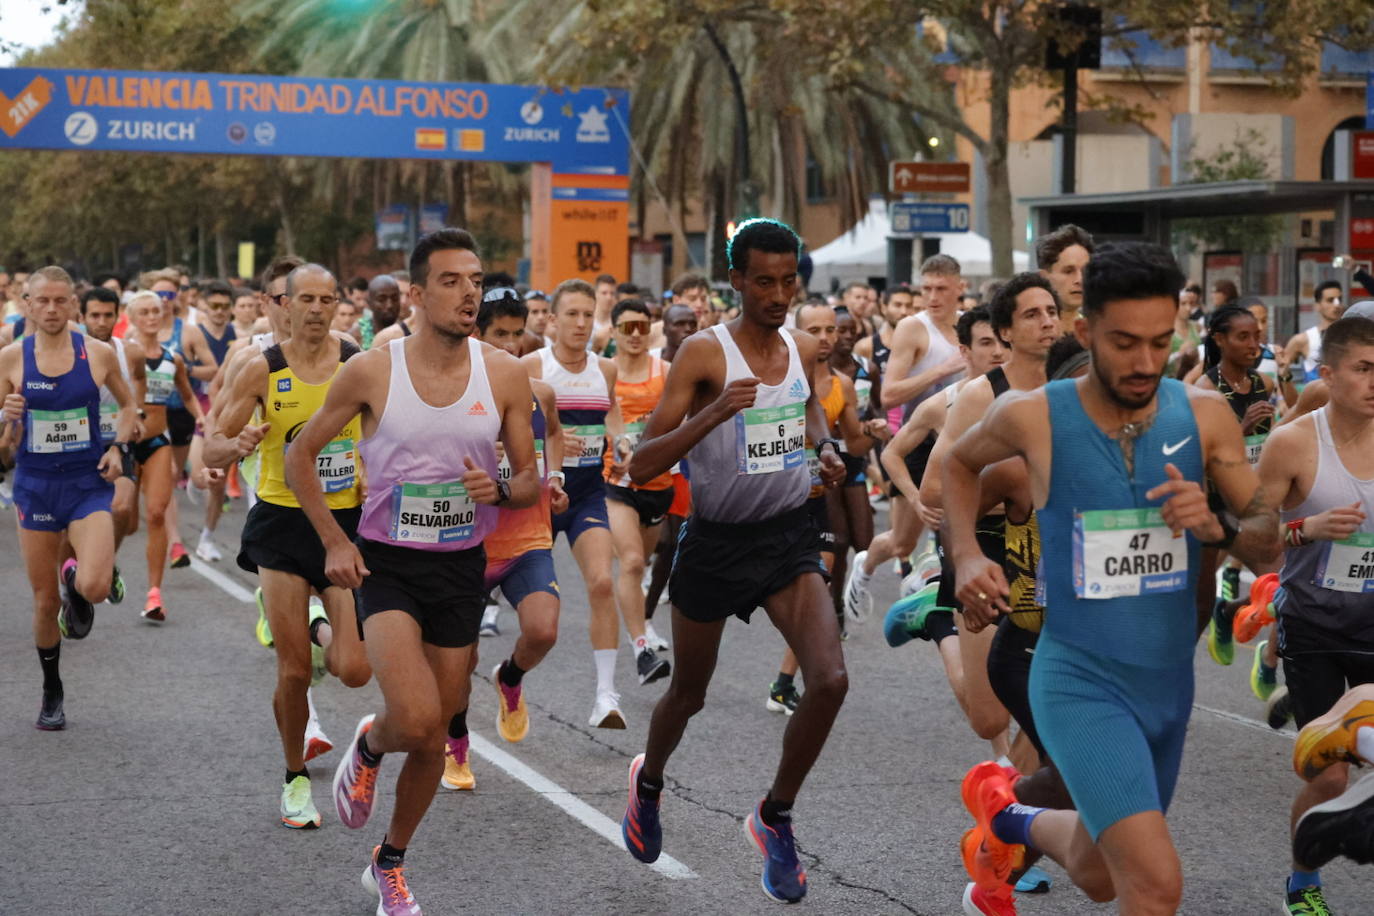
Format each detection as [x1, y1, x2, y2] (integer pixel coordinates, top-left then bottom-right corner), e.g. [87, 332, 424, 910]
[605, 484, 674, 527]
[354, 537, 486, 648]
[238, 500, 360, 594]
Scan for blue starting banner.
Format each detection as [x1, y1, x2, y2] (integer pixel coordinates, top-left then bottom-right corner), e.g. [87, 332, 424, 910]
[0, 67, 629, 174]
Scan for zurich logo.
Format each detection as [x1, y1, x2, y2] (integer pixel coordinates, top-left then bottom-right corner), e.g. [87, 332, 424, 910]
[64, 111, 98, 146]
[787, 379, 808, 400]
[520, 100, 543, 125]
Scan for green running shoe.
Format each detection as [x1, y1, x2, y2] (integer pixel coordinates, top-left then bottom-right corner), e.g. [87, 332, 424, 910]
[1284, 882, 1332, 915]
[254, 587, 274, 648]
[280, 774, 321, 829]
[308, 598, 327, 685]
[107, 565, 125, 605]
[1251, 639, 1278, 700]
[1207, 597, 1235, 666]
[1219, 564, 1240, 602]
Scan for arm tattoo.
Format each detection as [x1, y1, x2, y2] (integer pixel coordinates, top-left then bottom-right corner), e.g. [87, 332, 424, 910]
[1238, 487, 1278, 527]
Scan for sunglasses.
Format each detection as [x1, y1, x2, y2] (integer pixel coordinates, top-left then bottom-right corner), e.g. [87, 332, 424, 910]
[482, 286, 519, 303]
[155, 290, 177, 301]
[616, 320, 650, 336]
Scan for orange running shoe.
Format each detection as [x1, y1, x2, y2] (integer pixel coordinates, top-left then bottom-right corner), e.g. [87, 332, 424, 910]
[1233, 572, 1279, 643]
[142, 587, 165, 624]
[963, 881, 1018, 916]
[961, 761, 1023, 888]
[226, 464, 242, 500]
[1294, 690, 1374, 780]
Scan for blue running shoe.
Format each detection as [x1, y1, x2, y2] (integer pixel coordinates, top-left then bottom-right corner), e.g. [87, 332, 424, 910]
[745, 799, 807, 903]
[883, 581, 945, 648]
[1015, 864, 1052, 893]
[622, 753, 662, 863]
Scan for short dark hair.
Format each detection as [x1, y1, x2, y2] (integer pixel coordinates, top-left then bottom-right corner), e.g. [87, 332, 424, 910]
[348, 276, 368, 293]
[202, 279, 234, 300]
[1185, 283, 1204, 298]
[260, 254, 304, 291]
[92, 272, 123, 290]
[1315, 280, 1342, 302]
[1212, 279, 1239, 302]
[919, 253, 961, 277]
[671, 273, 708, 296]
[727, 218, 801, 272]
[409, 228, 479, 287]
[615, 281, 638, 297]
[551, 278, 595, 313]
[80, 286, 119, 314]
[595, 273, 617, 287]
[988, 272, 1060, 342]
[1035, 224, 1094, 270]
[955, 304, 993, 347]
[842, 281, 871, 296]
[1202, 304, 1256, 370]
[1321, 315, 1374, 368]
[477, 287, 527, 333]
[611, 298, 652, 324]
[483, 270, 516, 292]
[1081, 242, 1184, 319]
[882, 284, 913, 304]
[1046, 335, 1088, 379]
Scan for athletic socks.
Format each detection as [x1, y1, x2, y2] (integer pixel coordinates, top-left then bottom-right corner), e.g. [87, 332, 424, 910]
[1288, 869, 1321, 893]
[37, 644, 61, 692]
[308, 615, 329, 647]
[499, 657, 526, 688]
[377, 840, 405, 869]
[358, 732, 383, 767]
[991, 803, 1046, 848]
[775, 672, 795, 690]
[926, 610, 958, 645]
[285, 767, 308, 783]
[594, 648, 617, 694]
[760, 793, 793, 827]
[636, 770, 663, 801]
[448, 707, 468, 741]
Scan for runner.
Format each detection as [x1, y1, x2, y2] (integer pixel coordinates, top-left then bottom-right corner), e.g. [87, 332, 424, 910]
[125, 290, 204, 622]
[1284, 281, 1345, 388]
[289, 229, 539, 914]
[1254, 313, 1374, 915]
[145, 268, 200, 570]
[521, 289, 550, 354]
[619, 218, 846, 903]
[206, 262, 373, 829]
[523, 278, 638, 728]
[440, 286, 567, 791]
[0, 266, 137, 729]
[79, 286, 146, 605]
[1291, 685, 1374, 873]
[1034, 223, 1093, 331]
[605, 297, 674, 685]
[944, 241, 1279, 915]
[180, 278, 237, 561]
[352, 274, 404, 350]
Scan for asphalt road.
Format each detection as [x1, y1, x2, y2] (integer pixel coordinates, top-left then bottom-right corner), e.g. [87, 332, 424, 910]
[0, 490, 1366, 915]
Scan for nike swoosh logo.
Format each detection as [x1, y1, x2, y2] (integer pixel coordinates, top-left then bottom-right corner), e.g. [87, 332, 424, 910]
[1162, 436, 1193, 456]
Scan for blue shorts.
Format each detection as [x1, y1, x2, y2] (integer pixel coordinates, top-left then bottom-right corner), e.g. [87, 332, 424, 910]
[14, 469, 114, 532]
[484, 548, 559, 607]
[551, 470, 609, 545]
[1029, 632, 1193, 840]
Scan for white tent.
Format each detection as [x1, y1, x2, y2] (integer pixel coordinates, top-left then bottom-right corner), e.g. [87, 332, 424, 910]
[807, 197, 1029, 291]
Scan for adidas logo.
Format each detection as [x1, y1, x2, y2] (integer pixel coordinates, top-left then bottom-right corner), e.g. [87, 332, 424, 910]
[468, 401, 488, 416]
[788, 379, 808, 400]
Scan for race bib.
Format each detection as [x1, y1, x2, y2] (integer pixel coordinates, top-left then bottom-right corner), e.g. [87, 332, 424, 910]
[28, 407, 92, 453]
[805, 447, 822, 487]
[1244, 433, 1266, 466]
[735, 402, 806, 475]
[854, 377, 873, 407]
[99, 402, 119, 444]
[1073, 508, 1187, 599]
[498, 439, 545, 481]
[1315, 533, 1374, 594]
[564, 424, 606, 468]
[389, 481, 476, 545]
[146, 369, 175, 405]
[315, 437, 357, 493]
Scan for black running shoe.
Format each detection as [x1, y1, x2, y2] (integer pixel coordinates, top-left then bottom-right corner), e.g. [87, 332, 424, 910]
[636, 647, 670, 685]
[1268, 686, 1294, 730]
[1293, 773, 1374, 870]
[766, 682, 802, 716]
[36, 688, 65, 731]
[59, 559, 94, 640]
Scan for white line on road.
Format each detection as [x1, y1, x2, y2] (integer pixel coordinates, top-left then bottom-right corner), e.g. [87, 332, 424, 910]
[1193, 703, 1296, 739]
[188, 557, 255, 603]
[468, 732, 698, 880]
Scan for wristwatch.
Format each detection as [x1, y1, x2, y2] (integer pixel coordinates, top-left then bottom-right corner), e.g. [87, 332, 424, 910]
[495, 479, 511, 505]
[1199, 513, 1238, 549]
[547, 470, 566, 485]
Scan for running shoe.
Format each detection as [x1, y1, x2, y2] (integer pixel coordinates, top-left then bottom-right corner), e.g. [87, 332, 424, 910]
[1293, 772, 1374, 870]
[622, 753, 662, 863]
[184, 479, 202, 505]
[766, 681, 802, 716]
[36, 688, 65, 731]
[195, 533, 222, 562]
[58, 558, 95, 640]
[107, 565, 125, 605]
[1218, 563, 1240, 602]
[961, 761, 1023, 889]
[308, 598, 328, 686]
[1234, 572, 1280, 643]
[280, 774, 321, 829]
[1284, 882, 1333, 916]
[644, 620, 670, 652]
[169, 542, 190, 568]
[1268, 686, 1294, 730]
[362, 846, 422, 916]
[441, 736, 475, 791]
[304, 717, 333, 763]
[142, 587, 165, 624]
[254, 587, 273, 648]
[332, 713, 379, 829]
[1251, 639, 1278, 701]
[1294, 694, 1374, 780]
[636, 646, 670, 685]
[883, 581, 945, 647]
[493, 662, 529, 743]
[590, 691, 627, 729]
[226, 465, 242, 499]
[842, 550, 874, 622]
[744, 798, 807, 903]
[1206, 597, 1234, 666]
[963, 882, 1018, 916]
[478, 603, 500, 638]
[1014, 865, 1052, 894]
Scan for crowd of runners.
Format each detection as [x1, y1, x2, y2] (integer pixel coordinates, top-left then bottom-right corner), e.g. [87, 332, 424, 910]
[3, 218, 1374, 915]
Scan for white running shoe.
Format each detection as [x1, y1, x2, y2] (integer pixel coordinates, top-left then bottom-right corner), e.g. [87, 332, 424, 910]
[843, 550, 874, 622]
[479, 603, 500, 637]
[589, 691, 627, 729]
[643, 621, 670, 653]
[196, 534, 223, 562]
[304, 716, 333, 763]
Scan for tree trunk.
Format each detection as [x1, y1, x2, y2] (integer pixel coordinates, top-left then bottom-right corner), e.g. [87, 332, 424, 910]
[984, 64, 1015, 279]
[275, 177, 296, 255]
[215, 226, 228, 278]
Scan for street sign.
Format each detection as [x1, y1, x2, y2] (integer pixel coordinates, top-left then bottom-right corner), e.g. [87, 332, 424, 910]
[889, 161, 970, 194]
[890, 202, 970, 234]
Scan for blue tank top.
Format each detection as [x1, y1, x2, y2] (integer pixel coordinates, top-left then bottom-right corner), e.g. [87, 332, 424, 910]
[164, 317, 185, 408]
[1038, 378, 1204, 667]
[18, 331, 105, 476]
[193, 322, 236, 394]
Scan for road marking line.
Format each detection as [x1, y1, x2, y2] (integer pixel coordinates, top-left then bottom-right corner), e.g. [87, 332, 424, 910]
[188, 557, 255, 603]
[1194, 703, 1296, 739]
[468, 732, 697, 880]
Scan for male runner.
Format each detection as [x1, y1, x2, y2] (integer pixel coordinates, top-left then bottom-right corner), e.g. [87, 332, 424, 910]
[181, 279, 237, 561]
[0, 266, 137, 729]
[944, 242, 1279, 915]
[439, 286, 567, 791]
[881, 254, 967, 421]
[292, 229, 539, 915]
[1254, 314, 1374, 914]
[1284, 281, 1346, 387]
[1034, 224, 1093, 331]
[1290, 685, 1374, 874]
[520, 290, 550, 354]
[352, 274, 404, 350]
[207, 263, 372, 829]
[619, 218, 846, 903]
[523, 278, 636, 727]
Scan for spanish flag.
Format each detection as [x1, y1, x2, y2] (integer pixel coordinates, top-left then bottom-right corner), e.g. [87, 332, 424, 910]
[414, 128, 446, 151]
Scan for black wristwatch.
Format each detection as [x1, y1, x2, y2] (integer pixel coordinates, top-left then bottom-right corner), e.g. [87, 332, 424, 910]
[1199, 513, 1238, 549]
[495, 479, 511, 505]
[114, 441, 135, 477]
[817, 437, 842, 457]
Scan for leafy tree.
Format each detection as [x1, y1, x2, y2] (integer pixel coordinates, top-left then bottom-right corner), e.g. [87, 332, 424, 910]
[1172, 128, 1284, 254]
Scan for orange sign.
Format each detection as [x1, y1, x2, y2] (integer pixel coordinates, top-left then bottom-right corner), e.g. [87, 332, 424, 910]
[890, 161, 970, 194]
[0, 75, 53, 137]
[549, 199, 629, 285]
